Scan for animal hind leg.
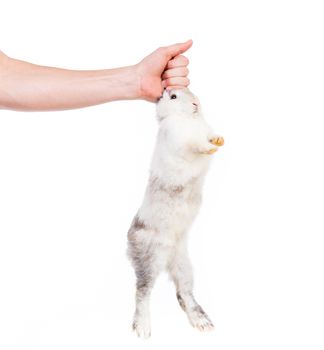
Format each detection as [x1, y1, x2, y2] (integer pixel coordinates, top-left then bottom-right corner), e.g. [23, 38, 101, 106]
[168, 243, 214, 331]
[128, 230, 161, 339]
[132, 263, 159, 338]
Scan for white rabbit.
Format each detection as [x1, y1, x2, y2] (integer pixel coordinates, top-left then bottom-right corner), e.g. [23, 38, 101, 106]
[127, 88, 224, 338]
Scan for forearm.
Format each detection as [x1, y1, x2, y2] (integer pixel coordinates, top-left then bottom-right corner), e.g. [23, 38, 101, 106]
[0, 53, 140, 111]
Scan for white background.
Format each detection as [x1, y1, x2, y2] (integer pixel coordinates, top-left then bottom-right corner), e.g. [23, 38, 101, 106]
[1, 0, 324, 349]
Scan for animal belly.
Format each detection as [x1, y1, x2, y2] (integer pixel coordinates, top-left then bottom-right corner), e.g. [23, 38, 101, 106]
[157, 201, 197, 244]
[139, 181, 202, 245]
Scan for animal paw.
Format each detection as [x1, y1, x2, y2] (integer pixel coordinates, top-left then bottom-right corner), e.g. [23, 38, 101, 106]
[199, 145, 218, 155]
[210, 136, 224, 147]
[132, 317, 151, 339]
[202, 147, 217, 155]
[187, 306, 214, 332]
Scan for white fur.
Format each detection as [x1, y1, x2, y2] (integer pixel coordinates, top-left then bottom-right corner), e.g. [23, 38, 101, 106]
[128, 88, 221, 338]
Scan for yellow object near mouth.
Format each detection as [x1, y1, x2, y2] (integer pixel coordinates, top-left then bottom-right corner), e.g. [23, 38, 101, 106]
[210, 137, 225, 147]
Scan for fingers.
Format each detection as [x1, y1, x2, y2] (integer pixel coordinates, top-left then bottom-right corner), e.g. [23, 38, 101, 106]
[164, 39, 193, 60]
[162, 56, 190, 89]
[156, 40, 192, 91]
[165, 85, 186, 91]
[162, 77, 190, 89]
[162, 66, 189, 80]
[166, 55, 189, 69]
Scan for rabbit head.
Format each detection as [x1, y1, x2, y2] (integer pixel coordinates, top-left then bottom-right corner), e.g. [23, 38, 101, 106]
[156, 88, 201, 121]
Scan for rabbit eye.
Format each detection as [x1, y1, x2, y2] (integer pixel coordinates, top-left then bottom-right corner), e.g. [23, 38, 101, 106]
[170, 94, 177, 99]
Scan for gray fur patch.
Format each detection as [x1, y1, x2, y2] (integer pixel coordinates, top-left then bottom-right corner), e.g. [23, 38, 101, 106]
[149, 176, 185, 197]
[127, 215, 146, 240]
[133, 215, 145, 230]
[192, 304, 207, 316]
[127, 215, 156, 299]
[176, 292, 186, 311]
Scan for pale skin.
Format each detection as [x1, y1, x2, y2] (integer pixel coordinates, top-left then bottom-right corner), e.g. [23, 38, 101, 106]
[0, 40, 192, 111]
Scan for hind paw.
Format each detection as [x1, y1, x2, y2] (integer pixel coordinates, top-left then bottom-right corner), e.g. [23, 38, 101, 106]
[188, 306, 214, 332]
[132, 317, 151, 339]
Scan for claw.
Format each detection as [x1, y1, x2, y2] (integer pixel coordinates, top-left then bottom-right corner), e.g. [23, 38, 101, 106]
[210, 136, 224, 147]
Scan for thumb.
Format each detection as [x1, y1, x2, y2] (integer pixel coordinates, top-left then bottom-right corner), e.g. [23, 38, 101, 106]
[165, 39, 193, 59]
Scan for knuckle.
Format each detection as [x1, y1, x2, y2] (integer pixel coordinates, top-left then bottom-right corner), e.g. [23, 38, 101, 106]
[172, 55, 189, 67]
[180, 55, 189, 65]
[162, 70, 168, 79]
[168, 60, 176, 68]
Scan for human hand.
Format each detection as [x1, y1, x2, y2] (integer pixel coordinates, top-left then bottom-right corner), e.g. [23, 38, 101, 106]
[135, 40, 192, 102]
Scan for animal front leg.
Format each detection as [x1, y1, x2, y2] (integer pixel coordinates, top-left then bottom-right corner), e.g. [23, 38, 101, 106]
[193, 139, 218, 155]
[196, 135, 224, 155]
[168, 245, 214, 331]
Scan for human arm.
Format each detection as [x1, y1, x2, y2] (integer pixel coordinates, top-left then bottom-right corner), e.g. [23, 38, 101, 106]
[0, 40, 192, 111]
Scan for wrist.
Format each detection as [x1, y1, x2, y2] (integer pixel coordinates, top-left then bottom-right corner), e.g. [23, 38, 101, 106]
[132, 63, 145, 100]
[120, 64, 142, 100]
[98, 65, 141, 102]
